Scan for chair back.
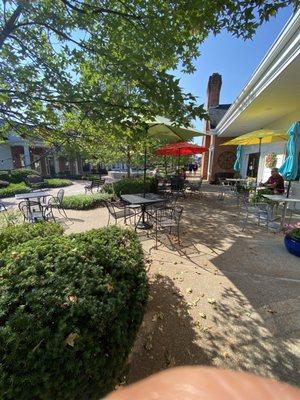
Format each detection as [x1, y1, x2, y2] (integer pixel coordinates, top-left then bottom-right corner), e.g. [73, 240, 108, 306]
[18, 201, 31, 221]
[104, 201, 117, 218]
[57, 189, 64, 204]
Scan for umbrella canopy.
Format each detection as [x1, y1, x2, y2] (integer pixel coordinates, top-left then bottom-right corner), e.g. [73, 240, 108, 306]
[279, 121, 300, 197]
[146, 117, 205, 142]
[222, 129, 288, 184]
[221, 129, 287, 146]
[233, 145, 242, 172]
[156, 141, 207, 156]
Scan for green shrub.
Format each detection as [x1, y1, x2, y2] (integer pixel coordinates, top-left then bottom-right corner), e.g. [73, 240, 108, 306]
[9, 168, 39, 183]
[61, 192, 112, 210]
[0, 221, 64, 253]
[0, 226, 148, 400]
[113, 177, 157, 197]
[44, 178, 73, 188]
[0, 171, 10, 182]
[0, 182, 31, 198]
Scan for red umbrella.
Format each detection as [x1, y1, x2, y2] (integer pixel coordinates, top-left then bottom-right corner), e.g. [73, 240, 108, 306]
[156, 141, 207, 156]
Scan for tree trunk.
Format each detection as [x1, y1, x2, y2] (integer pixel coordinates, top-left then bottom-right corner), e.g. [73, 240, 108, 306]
[126, 149, 131, 178]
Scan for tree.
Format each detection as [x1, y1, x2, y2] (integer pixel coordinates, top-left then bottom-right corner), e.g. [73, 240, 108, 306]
[0, 0, 298, 140]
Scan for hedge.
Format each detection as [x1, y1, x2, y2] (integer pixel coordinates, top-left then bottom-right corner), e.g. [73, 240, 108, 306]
[0, 222, 64, 253]
[0, 226, 148, 400]
[113, 177, 157, 197]
[61, 192, 112, 210]
[0, 182, 31, 198]
[44, 178, 73, 188]
[0, 169, 40, 184]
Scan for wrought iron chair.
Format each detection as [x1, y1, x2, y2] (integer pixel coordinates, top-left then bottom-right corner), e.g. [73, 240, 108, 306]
[84, 179, 105, 194]
[240, 196, 274, 231]
[0, 201, 7, 213]
[187, 177, 203, 196]
[218, 179, 236, 200]
[149, 205, 184, 249]
[41, 189, 68, 220]
[18, 201, 44, 223]
[104, 200, 135, 225]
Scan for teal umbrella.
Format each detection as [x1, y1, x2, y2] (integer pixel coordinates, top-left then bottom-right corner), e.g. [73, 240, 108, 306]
[279, 121, 300, 197]
[233, 145, 242, 172]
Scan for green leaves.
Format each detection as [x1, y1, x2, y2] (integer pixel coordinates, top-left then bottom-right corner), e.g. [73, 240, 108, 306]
[0, 0, 296, 140]
[0, 226, 148, 399]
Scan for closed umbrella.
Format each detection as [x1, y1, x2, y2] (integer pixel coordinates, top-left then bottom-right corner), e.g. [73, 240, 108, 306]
[279, 121, 300, 197]
[222, 129, 287, 184]
[233, 145, 242, 172]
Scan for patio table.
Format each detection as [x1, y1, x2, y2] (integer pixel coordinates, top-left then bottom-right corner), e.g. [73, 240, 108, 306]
[15, 191, 50, 220]
[121, 193, 167, 229]
[262, 194, 300, 228]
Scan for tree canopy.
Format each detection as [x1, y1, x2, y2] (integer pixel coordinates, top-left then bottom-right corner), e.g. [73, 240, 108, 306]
[0, 0, 298, 142]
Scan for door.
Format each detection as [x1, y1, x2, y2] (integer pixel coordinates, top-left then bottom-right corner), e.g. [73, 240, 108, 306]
[247, 153, 259, 178]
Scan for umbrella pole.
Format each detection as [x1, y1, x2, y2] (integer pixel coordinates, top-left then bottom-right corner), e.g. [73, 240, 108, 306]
[143, 144, 147, 197]
[286, 180, 291, 198]
[256, 138, 262, 186]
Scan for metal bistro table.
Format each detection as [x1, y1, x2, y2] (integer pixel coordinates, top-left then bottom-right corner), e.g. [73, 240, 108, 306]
[262, 194, 300, 229]
[15, 191, 50, 221]
[121, 193, 167, 230]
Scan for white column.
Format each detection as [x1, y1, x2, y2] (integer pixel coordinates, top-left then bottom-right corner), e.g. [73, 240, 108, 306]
[54, 156, 60, 174]
[23, 145, 31, 168]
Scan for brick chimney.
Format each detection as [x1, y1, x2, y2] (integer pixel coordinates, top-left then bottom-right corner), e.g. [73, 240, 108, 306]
[206, 73, 222, 108]
[201, 73, 222, 180]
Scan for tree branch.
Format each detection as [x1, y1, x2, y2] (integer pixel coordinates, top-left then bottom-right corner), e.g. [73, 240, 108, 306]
[0, 3, 24, 49]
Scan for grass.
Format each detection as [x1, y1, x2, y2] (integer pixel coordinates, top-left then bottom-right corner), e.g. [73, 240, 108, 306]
[0, 182, 31, 198]
[44, 178, 73, 188]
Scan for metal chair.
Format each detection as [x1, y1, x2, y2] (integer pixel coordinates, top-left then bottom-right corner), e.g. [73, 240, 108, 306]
[104, 200, 135, 225]
[240, 196, 274, 231]
[149, 205, 183, 249]
[18, 201, 44, 223]
[218, 179, 236, 200]
[187, 178, 203, 196]
[41, 189, 68, 220]
[0, 201, 7, 213]
[84, 179, 105, 194]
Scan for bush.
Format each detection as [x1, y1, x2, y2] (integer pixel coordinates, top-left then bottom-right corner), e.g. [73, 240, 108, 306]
[0, 221, 64, 253]
[0, 171, 10, 182]
[0, 182, 31, 198]
[9, 168, 39, 183]
[113, 177, 157, 197]
[44, 178, 73, 188]
[0, 226, 148, 400]
[61, 192, 112, 210]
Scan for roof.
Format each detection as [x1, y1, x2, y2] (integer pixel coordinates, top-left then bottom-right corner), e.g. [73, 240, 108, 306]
[208, 104, 231, 129]
[215, 9, 300, 137]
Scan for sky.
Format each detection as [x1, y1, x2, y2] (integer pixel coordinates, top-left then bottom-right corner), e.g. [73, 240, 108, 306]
[174, 7, 293, 135]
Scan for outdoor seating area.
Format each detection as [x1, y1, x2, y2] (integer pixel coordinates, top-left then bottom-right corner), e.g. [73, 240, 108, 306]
[1, 3, 300, 399]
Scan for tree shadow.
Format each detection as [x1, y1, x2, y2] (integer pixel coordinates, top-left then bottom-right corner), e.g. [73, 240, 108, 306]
[128, 275, 211, 383]
[201, 286, 300, 386]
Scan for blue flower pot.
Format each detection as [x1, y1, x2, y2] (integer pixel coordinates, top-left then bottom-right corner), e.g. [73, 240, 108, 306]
[284, 235, 300, 257]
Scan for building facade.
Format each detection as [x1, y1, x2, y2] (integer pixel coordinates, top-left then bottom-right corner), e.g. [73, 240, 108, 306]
[206, 9, 300, 184]
[0, 134, 83, 177]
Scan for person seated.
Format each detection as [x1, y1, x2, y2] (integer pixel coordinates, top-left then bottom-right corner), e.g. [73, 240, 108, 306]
[260, 168, 284, 194]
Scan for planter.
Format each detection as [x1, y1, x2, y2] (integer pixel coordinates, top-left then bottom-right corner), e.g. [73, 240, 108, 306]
[284, 234, 300, 257]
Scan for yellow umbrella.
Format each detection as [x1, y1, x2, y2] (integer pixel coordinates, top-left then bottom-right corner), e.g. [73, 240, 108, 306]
[221, 129, 287, 146]
[221, 129, 288, 184]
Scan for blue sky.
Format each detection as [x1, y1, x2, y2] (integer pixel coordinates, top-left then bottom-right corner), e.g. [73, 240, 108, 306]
[174, 7, 293, 134]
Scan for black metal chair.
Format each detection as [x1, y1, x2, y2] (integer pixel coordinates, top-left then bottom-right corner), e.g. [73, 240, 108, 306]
[18, 201, 44, 223]
[104, 200, 135, 225]
[84, 179, 105, 194]
[149, 205, 184, 249]
[41, 189, 67, 220]
[0, 201, 7, 213]
[187, 177, 203, 196]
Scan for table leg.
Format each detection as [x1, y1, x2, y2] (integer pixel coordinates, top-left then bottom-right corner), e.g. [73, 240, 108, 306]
[281, 203, 288, 229]
[135, 204, 152, 230]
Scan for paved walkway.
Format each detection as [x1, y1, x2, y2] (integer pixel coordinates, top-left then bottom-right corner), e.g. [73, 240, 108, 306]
[57, 185, 300, 386]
